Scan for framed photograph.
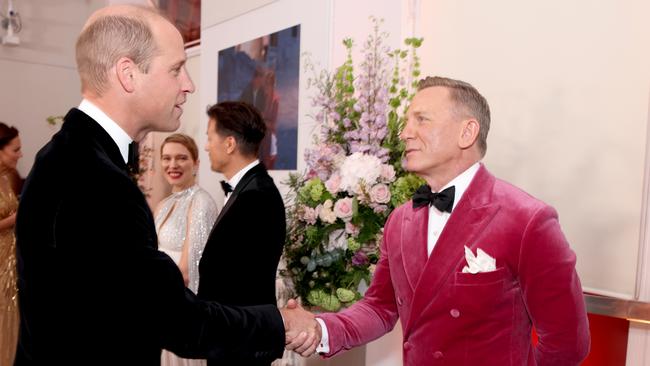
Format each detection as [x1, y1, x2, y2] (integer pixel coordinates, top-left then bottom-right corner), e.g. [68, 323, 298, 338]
[217, 25, 301, 170]
[198, 0, 331, 198]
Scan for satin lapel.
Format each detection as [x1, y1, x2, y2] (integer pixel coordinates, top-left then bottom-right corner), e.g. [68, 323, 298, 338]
[212, 164, 264, 228]
[401, 205, 429, 291]
[404, 166, 500, 334]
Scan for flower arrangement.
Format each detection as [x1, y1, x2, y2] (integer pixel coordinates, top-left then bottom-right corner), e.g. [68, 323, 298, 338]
[281, 18, 424, 312]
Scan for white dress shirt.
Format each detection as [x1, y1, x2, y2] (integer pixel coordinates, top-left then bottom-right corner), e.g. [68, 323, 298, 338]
[315, 162, 481, 353]
[223, 160, 260, 205]
[78, 99, 133, 163]
[426, 162, 480, 256]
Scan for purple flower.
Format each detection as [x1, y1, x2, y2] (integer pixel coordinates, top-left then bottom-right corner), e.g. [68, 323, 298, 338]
[352, 251, 369, 266]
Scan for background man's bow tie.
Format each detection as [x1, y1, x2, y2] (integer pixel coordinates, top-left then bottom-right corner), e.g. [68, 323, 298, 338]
[412, 184, 455, 213]
[220, 180, 233, 196]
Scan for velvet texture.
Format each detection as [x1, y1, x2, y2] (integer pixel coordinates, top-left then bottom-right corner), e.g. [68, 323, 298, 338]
[319, 165, 590, 365]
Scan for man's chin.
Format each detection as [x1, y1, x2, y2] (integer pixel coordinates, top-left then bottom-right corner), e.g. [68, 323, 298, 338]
[160, 119, 181, 132]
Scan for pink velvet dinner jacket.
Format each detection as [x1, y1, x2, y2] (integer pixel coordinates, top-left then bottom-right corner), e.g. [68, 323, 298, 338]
[318, 164, 590, 365]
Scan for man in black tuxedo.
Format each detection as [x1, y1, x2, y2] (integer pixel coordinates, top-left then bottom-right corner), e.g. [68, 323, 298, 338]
[200, 101, 286, 366]
[14, 5, 316, 365]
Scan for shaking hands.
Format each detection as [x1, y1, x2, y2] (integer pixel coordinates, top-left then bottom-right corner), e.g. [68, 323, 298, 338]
[280, 299, 322, 357]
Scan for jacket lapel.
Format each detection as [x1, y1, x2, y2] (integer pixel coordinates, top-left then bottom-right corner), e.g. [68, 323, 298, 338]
[212, 163, 265, 228]
[401, 205, 429, 291]
[404, 165, 500, 334]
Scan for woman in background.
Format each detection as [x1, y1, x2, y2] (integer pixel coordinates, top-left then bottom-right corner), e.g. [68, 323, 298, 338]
[0, 122, 22, 366]
[154, 134, 217, 366]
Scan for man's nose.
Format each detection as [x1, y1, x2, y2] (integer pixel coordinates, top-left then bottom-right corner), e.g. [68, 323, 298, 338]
[182, 67, 195, 93]
[400, 120, 413, 140]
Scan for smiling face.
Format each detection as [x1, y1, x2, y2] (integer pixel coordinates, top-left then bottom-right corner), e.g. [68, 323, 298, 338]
[161, 141, 197, 192]
[0, 136, 22, 170]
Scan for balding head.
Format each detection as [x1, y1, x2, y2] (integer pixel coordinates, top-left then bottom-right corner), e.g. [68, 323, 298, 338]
[76, 5, 170, 96]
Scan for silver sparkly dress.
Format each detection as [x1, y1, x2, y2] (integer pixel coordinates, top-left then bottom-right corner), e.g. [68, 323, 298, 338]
[156, 185, 217, 366]
[155, 185, 218, 294]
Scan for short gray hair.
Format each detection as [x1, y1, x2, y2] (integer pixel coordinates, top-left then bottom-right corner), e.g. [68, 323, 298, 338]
[417, 76, 491, 156]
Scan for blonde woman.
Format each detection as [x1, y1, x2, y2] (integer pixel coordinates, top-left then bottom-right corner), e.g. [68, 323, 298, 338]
[154, 134, 217, 366]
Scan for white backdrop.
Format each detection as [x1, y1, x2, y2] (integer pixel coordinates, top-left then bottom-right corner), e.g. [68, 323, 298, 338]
[418, 0, 650, 300]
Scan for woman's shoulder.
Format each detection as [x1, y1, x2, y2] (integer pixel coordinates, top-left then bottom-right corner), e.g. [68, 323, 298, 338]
[192, 186, 217, 206]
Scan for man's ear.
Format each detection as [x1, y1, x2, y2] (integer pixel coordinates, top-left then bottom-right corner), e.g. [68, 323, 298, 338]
[225, 136, 237, 155]
[115, 57, 137, 93]
[459, 118, 480, 150]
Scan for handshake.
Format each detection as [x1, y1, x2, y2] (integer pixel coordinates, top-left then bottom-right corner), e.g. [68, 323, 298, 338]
[279, 299, 323, 357]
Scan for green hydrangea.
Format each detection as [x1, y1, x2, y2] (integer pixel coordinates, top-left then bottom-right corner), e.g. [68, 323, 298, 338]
[390, 173, 425, 207]
[307, 289, 342, 312]
[347, 237, 360, 251]
[299, 178, 325, 203]
[336, 288, 356, 303]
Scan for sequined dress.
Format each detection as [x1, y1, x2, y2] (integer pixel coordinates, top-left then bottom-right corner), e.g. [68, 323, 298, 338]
[155, 185, 217, 366]
[0, 171, 18, 366]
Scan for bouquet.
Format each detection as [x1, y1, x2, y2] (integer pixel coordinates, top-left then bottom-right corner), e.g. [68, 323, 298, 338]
[281, 18, 424, 311]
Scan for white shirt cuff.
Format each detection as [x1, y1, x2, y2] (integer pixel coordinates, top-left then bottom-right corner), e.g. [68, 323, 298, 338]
[315, 318, 330, 354]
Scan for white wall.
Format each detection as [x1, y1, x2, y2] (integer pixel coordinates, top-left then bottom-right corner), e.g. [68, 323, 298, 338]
[626, 94, 650, 365]
[418, 0, 650, 300]
[0, 0, 104, 176]
[202, 0, 277, 29]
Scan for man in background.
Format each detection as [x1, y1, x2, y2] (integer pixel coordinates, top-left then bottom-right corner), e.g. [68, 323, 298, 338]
[14, 5, 312, 364]
[200, 101, 286, 365]
[287, 76, 590, 365]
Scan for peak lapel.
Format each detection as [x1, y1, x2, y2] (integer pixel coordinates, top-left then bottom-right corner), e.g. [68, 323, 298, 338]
[404, 166, 500, 334]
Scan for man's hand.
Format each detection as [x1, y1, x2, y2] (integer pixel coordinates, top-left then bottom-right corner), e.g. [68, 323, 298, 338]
[280, 299, 322, 357]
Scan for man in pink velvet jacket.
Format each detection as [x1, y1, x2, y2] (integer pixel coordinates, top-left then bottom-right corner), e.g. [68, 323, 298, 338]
[286, 76, 590, 365]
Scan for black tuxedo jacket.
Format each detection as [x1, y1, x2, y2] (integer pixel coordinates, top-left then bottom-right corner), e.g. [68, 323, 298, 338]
[14, 108, 284, 365]
[198, 163, 286, 365]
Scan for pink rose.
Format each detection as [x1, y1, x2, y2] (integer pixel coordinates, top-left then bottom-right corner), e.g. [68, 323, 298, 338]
[333, 197, 354, 221]
[301, 205, 318, 225]
[325, 173, 342, 194]
[345, 222, 360, 236]
[369, 183, 390, 204]
[373, 204, 388, 213]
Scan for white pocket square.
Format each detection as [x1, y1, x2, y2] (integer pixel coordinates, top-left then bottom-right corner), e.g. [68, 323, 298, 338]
[462, 246, 496, 274]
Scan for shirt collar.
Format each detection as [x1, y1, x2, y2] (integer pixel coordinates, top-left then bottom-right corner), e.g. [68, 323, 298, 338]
[227, 160, 260, 190]
[439, 161, 481, 211]
[78, 99, 133, 163]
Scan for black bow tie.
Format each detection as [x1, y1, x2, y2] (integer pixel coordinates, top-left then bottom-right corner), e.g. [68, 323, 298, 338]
[127, 141, 139, 175]
[220, 180, 233, 196]
[412, 184, 455, 213]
